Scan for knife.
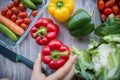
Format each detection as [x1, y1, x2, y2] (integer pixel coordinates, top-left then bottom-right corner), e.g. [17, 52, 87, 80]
[0, 44, 46, 74]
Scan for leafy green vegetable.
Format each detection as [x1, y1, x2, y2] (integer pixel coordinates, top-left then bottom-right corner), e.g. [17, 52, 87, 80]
[73, 34, 120, 80]
[73, 48, 95, 80]
[94, 14, 120, 37]
[92, 43, 120, 80]
[94, 24, 106, 37]
[103, 34, 120, 43]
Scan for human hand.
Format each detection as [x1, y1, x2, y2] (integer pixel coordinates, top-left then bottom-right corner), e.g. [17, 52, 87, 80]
[31, 53, 77, 80]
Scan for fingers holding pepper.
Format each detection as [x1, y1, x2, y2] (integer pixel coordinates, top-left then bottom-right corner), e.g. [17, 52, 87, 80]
[41, 39, 70, 70]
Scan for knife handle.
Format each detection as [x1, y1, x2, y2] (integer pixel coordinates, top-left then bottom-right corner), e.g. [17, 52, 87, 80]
[20, 56, 46, 74]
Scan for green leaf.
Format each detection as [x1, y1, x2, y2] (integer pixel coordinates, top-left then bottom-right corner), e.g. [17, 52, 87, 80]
[106, 14, 115, 24]
[103, 34, 120, 43]
[102, 22, 120, 35]
[94, 24, 106, 37]
[73, 47, 95, 80]
[95, 14, 120, 37]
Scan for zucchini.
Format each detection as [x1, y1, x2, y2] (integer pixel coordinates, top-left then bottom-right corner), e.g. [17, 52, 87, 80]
[21, 0, 37, 10]
[0, 23, 18, 42]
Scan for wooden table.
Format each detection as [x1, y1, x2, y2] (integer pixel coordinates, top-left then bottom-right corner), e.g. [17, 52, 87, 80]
[0, 0, 101, 80]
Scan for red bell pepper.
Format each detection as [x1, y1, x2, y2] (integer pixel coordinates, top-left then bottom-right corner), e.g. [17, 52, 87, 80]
[41, 39, 70, 70]
[30, 18, 59, 45]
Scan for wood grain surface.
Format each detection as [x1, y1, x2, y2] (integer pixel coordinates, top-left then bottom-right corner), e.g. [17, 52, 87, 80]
[0, 0, 101, 80]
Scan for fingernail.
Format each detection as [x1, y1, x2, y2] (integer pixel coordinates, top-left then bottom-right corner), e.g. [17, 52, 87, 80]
[72, 55, 77, 62]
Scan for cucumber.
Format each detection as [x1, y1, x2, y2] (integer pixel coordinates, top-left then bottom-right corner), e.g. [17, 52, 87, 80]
[31, 0, 43, 4]
[0, 23, 18, 42]
[21, 0, 37, 10]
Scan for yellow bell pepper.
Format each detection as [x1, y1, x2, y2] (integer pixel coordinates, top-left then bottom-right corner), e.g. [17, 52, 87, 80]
[48, 0, 74, 22]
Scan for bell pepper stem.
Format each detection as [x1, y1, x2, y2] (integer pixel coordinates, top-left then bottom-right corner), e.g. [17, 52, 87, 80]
[58, 51, 68, 56]
[56, 1, 64, 8]
[33, 26, 47, 38]
[51, 50, 68, 60]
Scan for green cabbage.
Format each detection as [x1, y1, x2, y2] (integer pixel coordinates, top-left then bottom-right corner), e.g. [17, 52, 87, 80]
[74, 34, 120, 80]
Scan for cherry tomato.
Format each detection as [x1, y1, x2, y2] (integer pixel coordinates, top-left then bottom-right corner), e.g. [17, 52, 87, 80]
[104, 8, 113, 15]
[98, 0, 105, 10]
[16, 18, 23, 26]
[14, 0, 19, 7]
[11, 7, 19, 15]
[18, 12, 28, 18]
[19, 3, 26, 12]
[23, 18, 31, 25]
[7, 3, 14, 9]
[112, 4, 119, 14]
[32, 10, 38, 17]
[101, 14, 107, 20]
[105, 0, 115, 8]
[21, 23, 28, 30]
[1, 8, 8, 16]
[6, 10, 13, 19]
[11, 14, 17, 22]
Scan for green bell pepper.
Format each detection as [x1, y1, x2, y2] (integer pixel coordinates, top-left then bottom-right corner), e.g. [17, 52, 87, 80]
[66, 9, 95, 37]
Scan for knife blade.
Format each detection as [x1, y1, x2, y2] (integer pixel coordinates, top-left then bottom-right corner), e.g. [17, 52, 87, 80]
[0, 44, 46, 73]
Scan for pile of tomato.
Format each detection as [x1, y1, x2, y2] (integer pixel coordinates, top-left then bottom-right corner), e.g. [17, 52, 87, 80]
[97, 0, 120, 20]
[1, 0, 31, 30]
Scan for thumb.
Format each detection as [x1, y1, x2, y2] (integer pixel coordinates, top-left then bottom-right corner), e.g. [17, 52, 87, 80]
[47, 55, 77, 80]
[33, 53, 42, 73]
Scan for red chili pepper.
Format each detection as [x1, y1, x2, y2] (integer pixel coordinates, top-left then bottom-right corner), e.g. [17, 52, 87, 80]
[30, 18, 59, 45]
[41, 39, 70, 70]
